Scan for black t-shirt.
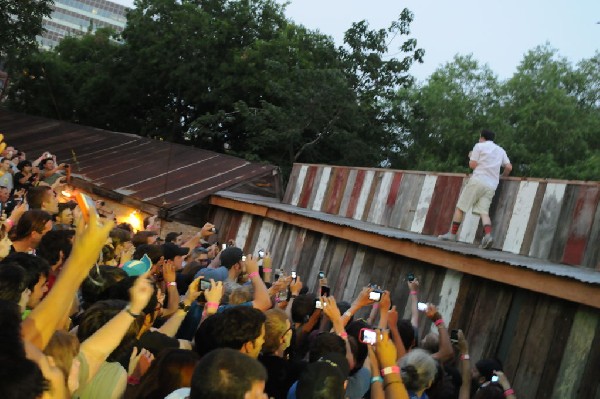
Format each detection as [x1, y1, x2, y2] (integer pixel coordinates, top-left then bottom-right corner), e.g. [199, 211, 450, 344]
[259, 354, 306, 399]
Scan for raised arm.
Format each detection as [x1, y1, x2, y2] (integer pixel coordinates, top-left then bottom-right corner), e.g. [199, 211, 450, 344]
[407, 278, 419, 328]
[79, 271, 154, 385]
[426, 304, 454, 362]
[457, 330, 471, 399]
[246, 255, 271, 310]
[22, 213, 113, 349]
[375, 330, 409, 399]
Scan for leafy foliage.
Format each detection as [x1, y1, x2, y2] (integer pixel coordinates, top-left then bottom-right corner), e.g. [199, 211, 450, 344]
[0, 0, 53, 69]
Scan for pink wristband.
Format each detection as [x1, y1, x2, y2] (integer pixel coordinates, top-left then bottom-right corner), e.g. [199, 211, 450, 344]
[5, 218, 13, 229]
[434, 318, 445, 326]
[167, 281, 177, 287]
[504, 389, 515, 397]
[338, 332, 348, 339]
[248, 271, 259, 279]
[372, 303, 380, 309]
[263, 268, 272, 273]
[410, 290, 418, 295]
[205, 302, 219, 308]
[380, 366, 400, 376]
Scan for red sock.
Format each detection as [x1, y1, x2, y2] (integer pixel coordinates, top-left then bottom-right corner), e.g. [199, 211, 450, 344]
[451, 222, 461, 234]
[484, 224, 492, 235]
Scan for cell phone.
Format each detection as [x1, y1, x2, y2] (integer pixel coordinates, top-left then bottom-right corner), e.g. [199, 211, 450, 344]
[369, 290, 383, 302]
[241, 255, 247, 262]
[359, 328, 378, 345]
[318, 271, 325, 279]
[258, 249, 265, 259]
[320, 285, 330, 297]
[222, 243, 227, 250]
[291, 271, 297, 280]
[407, 273, 415, 282]
[199, 280, 211, 291]
[315, 299, 323, 309]
[75, 192, 98, 223]
[491, 376, 499, 382]
[450, 329, 458, 343]
[417, 302, 428, 312]
[210, 227, 218, 233]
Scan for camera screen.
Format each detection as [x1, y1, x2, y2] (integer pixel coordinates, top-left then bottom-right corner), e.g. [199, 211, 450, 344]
[363, 329, 377, 344]
[315, 300, 323, 309]
[369, 291, 382, 301]
[291, 271, 297, 278]
[200, 280, 211, 291]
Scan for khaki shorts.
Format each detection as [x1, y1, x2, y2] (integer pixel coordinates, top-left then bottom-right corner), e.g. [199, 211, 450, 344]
[456, 179, 495, 215]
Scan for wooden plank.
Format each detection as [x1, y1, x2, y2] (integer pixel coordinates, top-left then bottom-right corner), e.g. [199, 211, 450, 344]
[381, 172, 404, 226]
[551, 307, 599, 399]
[353, 170, 375, 221]
[342, 248, 366, 301]
[253, 219, 276, 257]
[422, 175, 464, 236]
[496, 290, 537, 377]
[289, 164, 308, 206]
[368, 171, 394, 225]
[284, 164, 302, 204]
[529, 183, 566, 259]
[234, 213, 254, 249]
[410, 175, 437, 234]
[576, 315, 600, 399]
[503, 181, 540, 254]
[436, 270, 463, 327]
[297, 165, 318, 208]
[324, 168, 350, 215]
[389, 173, 424, 231]
[338, 169, 358, 217]
[582, 199, 600, 270]
[487, 180, 520, 249]
[311, 166, 332, 212]
[345, 169, 366, 218]
[562, 186, 600, 266]
[306, 166, 325, 210]
[511, 296, 566, 398]
[519, 182, 547, 256]
[463, 280, 513, 362]
[223, 211, 243, 244]
[332, 243, 358, 300]
[243, 217, 262, 254]
[548, 185, 580, 264]
[535, 300, 577, 399]
[361, 171, 380, 222]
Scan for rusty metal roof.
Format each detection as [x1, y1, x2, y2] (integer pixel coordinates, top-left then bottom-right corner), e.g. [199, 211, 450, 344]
[0, 110, 278, 213]
[213, 190, 600, 285]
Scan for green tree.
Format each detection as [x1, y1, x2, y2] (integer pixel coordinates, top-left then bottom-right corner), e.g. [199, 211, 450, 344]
[0, 0, 53, 69]
[392, 54, 503, 172]
[502, 45, 598, 179]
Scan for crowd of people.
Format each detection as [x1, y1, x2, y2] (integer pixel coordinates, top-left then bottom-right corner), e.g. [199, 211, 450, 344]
[0, 135, 518, 399]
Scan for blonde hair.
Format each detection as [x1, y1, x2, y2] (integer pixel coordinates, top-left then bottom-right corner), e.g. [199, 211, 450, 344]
[262, 308, 290, 354]
[229, 286, 252, 305]
[44, 331, 80, 382]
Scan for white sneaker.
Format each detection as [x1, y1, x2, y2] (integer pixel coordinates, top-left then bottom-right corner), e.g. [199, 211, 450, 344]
[438, 232, 457, 241]
[480, 235, 494, 249]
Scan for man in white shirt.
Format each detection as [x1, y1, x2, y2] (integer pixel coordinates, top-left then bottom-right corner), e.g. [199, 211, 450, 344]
[439, 130, 512, 249]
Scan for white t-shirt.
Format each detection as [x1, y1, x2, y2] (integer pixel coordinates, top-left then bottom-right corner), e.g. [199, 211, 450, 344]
[164, 387, 190, 399]
[470, 140, 510, 190]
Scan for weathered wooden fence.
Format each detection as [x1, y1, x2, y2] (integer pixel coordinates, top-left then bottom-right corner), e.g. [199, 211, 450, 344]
[207, 206, 600, 399]
[284, 164, 600, 269]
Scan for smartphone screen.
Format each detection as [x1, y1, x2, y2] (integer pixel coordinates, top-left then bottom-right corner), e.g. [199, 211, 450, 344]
[199, 280, 211, 291]
[450, 329, 458, 342]
[318, 271, 325, 279]
[360, 328, 377, 345]
[258, 250, 265, 259]
[222, 243, 227, 250]
[315, 299, 323, 309]
[241, 255, 247, 262]
[320, 285, 330, 297]
[417, 302, 428, 312]
[369, 291, 382, 302]
[291, 271, 297, 279]
[491, 376, 499, 382]
[407, 273, 415, 282]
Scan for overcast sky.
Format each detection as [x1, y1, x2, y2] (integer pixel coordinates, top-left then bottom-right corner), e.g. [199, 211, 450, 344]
[111, 0, 600, 81]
